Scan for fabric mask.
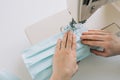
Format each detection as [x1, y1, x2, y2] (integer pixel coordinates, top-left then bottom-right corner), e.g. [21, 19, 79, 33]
[0, 70, 20, 80]
[22, 24, 92, 80]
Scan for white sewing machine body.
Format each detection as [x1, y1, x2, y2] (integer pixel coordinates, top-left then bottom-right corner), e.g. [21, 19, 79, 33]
[25, 1, 120, 80]
[67, 0, 118, 23]
[26, 0, 120, 45]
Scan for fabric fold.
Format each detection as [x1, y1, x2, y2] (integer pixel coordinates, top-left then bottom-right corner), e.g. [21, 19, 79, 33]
[22, 24, 92, 80]
[0, 70, 20, 80]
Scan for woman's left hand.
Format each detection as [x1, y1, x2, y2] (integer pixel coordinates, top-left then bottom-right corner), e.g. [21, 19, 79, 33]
[50, 31, 78, 80]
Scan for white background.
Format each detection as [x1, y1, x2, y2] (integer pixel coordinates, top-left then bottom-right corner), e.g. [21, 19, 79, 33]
[0, 0, 66, 80]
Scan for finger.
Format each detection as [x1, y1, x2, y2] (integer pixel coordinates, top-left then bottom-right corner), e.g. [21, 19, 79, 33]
[72, 34, 77, 58]
[81, 35, 105, 41]
[72, 33, 76, 51]
[82, 40, 105, 48]
[91, 49, 108, 57]
[66, 31, 73, 49]
[88, 30, 110, 34]
[55, 39, 62, 52]
[88, 30, 105, 32]
[61, 32, 68, 48]
[82, 31, 109, 35]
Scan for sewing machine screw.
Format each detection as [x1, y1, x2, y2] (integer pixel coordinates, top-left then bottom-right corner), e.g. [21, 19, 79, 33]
[91, 5, 96, 13]
[116, 31, 120, 37]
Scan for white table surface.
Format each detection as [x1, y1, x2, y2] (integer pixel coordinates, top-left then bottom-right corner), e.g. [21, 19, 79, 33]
[0, 0, 66, 80]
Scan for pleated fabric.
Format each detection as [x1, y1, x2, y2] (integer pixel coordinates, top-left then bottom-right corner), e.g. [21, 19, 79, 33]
[22, 24, 91, 80]
[0, 70, 20, 80]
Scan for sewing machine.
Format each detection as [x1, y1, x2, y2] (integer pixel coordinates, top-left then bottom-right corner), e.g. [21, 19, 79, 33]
[67, 0, 118, 24]
[25, 0, 120, 45]
[67, 0, 120, 38]
[25, 0, 120, 80]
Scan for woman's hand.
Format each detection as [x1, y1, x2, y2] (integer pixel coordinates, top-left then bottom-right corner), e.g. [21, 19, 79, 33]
[50, 31, 78, 80]
[81, 30, 120, 57]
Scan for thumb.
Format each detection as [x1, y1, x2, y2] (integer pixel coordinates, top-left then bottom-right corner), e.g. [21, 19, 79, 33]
[90, 49, 108, 57]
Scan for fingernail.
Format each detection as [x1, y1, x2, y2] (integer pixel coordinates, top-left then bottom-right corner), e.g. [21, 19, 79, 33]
[58, 39, 61, 42]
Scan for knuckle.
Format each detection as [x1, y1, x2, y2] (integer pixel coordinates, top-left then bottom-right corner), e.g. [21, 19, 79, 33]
[62, 42, 65, 45]
[103, 54, 109, 57]
[84, 36, 88, 39]
[64, 49, 70, 54]
[73, 43, 76, 46]
[83, 41, 88, 44]
[95, 53, 99, 56]
[64, 34, 67, 38]
[68, 39, 72, 43]
[106, 35, 112, 40]
[93, 35, 98, 39]
[107, 32, 112, 35]
[104, 42, 110, 48]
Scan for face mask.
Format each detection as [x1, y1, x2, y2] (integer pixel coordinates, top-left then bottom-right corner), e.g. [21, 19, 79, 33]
[22, 24, 92, 80]
[0, 70, 20, 80]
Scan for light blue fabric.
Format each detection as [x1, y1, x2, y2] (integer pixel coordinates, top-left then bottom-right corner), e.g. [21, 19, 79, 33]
[0, 70, 20, 80]
[22, 24, 92, 80]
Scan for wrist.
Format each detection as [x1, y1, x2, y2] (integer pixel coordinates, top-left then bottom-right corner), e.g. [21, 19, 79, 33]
[50, 73, 71, 80]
